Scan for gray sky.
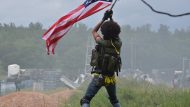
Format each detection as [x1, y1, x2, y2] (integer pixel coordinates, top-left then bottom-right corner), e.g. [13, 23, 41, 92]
[0, 0, 190, 30]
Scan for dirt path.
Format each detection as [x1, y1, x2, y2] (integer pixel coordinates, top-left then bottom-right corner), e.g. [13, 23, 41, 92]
[0, 89, 76, 107]
[50, 89, 76, 106]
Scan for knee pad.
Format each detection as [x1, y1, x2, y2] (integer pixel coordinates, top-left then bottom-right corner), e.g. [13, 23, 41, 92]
[113, 103, 121, 107]
[80, 97, 90, 105]
[81, 103, 90, 107]
[109, 97, 119, 105]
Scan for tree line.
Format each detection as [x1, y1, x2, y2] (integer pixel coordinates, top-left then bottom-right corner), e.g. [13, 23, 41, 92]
[0, 22, 190, 78]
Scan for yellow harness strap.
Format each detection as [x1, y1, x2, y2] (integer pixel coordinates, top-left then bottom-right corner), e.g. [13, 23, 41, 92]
[111, 40, 120, 55]
[104, 75, 116, 85]
[92, 73, 116, 85]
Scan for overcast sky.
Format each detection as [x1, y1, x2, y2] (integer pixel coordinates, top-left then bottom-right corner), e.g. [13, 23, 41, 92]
[0, 0, 190, 30]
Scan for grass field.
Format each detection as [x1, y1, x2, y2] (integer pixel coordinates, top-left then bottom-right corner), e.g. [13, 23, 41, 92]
[62, 78, 190, 107]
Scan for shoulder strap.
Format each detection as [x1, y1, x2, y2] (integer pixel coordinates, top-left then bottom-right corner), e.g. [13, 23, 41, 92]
[111, 39, 120, 55]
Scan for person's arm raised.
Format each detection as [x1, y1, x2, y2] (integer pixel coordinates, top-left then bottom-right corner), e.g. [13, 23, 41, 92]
[92, 20, 104, 42]
[92, 10, 113, 42]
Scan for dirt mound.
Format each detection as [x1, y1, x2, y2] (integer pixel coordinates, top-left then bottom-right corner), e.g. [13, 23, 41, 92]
[0, 89, 76, 107]
[50, 89, 75, 105]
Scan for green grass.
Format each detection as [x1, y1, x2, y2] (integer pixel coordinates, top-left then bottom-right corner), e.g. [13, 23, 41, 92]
[61, 78, 190, 107]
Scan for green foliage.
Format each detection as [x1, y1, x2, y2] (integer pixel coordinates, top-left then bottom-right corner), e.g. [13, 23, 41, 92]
[120, 24, 190, 71]
[63, 78, 190, 107]
[0, 60, 6, 79]
[0, 22, 190, 79]
[0, 22, 89, 79]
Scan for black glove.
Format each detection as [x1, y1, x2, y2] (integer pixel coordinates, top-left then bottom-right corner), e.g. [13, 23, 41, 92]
[109, 10, 113, 20]
[102, 10, 113, 21]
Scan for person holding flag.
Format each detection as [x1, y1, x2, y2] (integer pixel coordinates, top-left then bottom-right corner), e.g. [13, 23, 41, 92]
[80, 10, 122, 107]
[42, 0, 121, 106]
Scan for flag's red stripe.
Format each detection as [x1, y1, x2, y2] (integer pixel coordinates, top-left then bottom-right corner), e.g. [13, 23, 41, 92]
[43, 5, 84, 37]
[78, 2, 104, 21]
[43, 9, 84, 41]
[48, 35, 63, 47]
[50, 17, 78, 36]
[48, 26, 72, 47]
[49, 3, 105, 37]
[87, 4, 110, 19]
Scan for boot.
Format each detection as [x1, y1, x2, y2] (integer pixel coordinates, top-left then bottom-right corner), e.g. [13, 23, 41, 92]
[113, 103, 121, 107]
[82, 103, 90, 107]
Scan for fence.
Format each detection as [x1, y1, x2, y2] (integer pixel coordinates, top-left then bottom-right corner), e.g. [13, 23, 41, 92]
[0, 81, 16, 96]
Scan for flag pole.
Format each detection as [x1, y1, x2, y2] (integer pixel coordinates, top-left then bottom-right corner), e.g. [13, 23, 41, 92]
[110, 0, 118, 10]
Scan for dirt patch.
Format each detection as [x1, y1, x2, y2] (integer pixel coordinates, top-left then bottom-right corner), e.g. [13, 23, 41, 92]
[0, 89, 76, 107]
[50, 89, 76, 105]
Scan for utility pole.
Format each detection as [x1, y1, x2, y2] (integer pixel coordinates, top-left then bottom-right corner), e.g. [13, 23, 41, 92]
[0, 80, 1, 96]
[182, 57, 190, 88]
[130, 37, 136, 71]
[182, 57, 190, 74]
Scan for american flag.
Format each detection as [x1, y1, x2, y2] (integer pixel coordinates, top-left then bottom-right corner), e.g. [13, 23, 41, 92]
[42, 0, 113, 54]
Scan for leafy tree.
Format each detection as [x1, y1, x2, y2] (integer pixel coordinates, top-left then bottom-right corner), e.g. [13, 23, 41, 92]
[29, 22, 43, 30]
[158, 24, 171, 36]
